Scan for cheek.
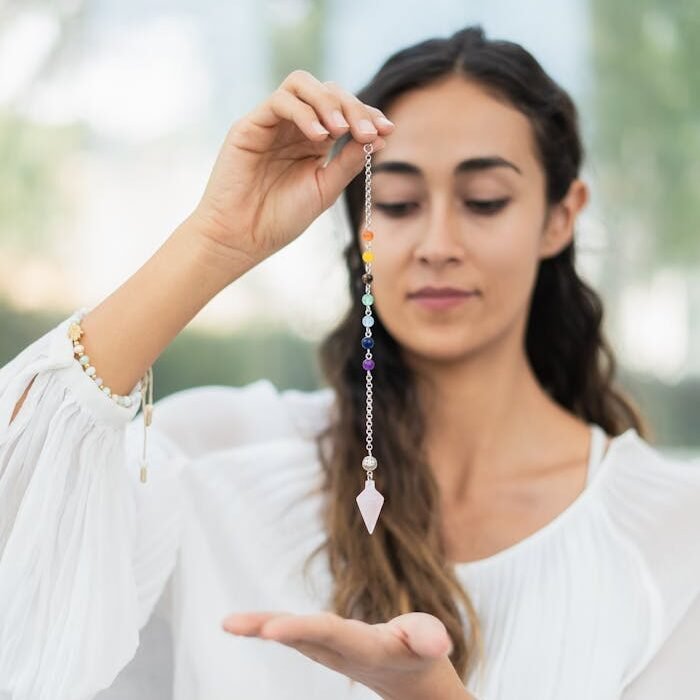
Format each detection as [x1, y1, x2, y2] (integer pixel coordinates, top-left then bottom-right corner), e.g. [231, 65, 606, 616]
[367, 266, 402, 321]
[477, 216, 542, 313]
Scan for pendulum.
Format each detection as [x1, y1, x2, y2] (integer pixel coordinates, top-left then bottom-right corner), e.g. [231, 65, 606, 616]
[355, 141, 385, 535]
[355, 142, 384, 534]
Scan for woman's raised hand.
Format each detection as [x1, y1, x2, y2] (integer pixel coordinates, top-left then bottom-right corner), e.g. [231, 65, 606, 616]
[190, 69, 394, 272]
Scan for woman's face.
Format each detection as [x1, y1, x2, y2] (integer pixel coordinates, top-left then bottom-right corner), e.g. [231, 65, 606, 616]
[357, 74, 585, 368]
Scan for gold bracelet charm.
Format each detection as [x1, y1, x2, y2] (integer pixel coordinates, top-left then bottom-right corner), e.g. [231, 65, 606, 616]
[66, 308, 153, 483]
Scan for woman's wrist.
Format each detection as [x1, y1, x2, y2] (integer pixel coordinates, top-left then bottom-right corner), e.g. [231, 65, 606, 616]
[378, 657, 474, 700]
[180, 208, 259, 288]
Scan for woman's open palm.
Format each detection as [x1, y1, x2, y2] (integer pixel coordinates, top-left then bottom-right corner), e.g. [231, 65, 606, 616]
[192, 69, 394, 269]
[222, 609, 461, 698]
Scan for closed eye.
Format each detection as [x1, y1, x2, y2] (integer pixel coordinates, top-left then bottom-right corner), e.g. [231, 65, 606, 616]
[374, 202, 418, 216]
[467, 197, 510, 214]
[374, 198, 510, 217]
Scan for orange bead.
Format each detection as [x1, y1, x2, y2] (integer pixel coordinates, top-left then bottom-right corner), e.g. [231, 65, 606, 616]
[362, 229, 374, 241]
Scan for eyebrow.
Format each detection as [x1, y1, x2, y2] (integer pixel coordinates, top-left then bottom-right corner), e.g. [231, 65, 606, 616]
[372, 156, 522, 177]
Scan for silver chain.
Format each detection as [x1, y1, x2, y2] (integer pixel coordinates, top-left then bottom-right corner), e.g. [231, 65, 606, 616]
[362, 143, 374, 480]
[364, 143, 372, 231]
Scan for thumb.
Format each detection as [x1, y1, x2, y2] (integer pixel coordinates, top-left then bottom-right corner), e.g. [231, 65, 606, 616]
[316, 136, 386, 205]
[383, 612, 454, 659]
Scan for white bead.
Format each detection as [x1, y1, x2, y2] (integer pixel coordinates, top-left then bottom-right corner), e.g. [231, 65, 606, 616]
[102, 386, 111, 396]
[74, 344, 84, 354]
[94, 377, 103, 386]
[123, 396, 132, 407]
[362, 456, 377, 471]
[85, 366, 96, 377]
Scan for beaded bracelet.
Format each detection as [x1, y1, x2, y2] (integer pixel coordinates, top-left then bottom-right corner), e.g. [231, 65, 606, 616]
[66, 307, 154, 483]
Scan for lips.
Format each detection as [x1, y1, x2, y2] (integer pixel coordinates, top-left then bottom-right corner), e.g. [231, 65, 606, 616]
[407, 286, 478, 299]
[407, 286, 479, 311]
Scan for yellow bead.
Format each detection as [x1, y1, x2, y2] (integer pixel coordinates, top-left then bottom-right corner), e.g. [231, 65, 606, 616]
[67, 322, 83, 341]
[362, 250, 374, 263]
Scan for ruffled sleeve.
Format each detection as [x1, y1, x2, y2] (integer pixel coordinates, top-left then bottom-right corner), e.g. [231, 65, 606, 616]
[0, 310, 188, 700]
[599, 433, 700, 688]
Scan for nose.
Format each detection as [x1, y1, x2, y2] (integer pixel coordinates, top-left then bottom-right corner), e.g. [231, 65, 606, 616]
[412, 198, 465, 267]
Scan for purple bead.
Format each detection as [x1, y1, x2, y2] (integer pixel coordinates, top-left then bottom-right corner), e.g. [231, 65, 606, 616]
[361, 337, 374, 349]
[362, 359, 375, 371]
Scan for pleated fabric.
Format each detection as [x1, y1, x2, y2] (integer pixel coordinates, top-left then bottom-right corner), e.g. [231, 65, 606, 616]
[2, 310, 699, 700]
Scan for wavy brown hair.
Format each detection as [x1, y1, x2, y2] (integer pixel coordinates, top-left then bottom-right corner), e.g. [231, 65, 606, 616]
[303, 25, 649, 685]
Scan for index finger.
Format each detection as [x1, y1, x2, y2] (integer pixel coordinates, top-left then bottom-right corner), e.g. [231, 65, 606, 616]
[259, 612, 387, 664]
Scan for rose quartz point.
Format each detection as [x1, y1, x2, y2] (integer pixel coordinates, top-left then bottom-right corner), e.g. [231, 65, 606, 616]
[356, 478, 384, 534]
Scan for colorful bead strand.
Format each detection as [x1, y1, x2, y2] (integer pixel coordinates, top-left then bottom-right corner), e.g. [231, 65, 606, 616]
[355, 142, 385, 534]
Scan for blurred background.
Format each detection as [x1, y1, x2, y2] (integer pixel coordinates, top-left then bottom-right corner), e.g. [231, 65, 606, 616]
[1, 0, 699, 456]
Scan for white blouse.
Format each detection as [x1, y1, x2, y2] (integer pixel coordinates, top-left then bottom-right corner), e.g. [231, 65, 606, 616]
[1, 309, 699, 700]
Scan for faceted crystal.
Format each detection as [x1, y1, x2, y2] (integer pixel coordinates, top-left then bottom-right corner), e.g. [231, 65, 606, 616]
[356, 478, 384, 534]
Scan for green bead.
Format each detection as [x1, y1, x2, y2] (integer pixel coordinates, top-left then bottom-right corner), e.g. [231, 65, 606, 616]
[362, 293, 374, 306]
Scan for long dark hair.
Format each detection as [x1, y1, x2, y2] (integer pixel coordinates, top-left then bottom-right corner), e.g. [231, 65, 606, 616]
[304, 25, 648, 684]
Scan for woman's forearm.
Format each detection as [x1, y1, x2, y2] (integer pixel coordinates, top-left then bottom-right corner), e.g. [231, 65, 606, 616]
[75, 214, 253, 396]
[10, 213, 254, 424]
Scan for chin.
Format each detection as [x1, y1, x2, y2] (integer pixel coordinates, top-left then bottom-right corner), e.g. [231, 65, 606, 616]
[398, 330, 481, 364]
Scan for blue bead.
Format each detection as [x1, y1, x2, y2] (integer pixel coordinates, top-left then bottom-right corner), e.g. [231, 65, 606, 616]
[361, 337, 374, 349]
[362, 316, 375, 327]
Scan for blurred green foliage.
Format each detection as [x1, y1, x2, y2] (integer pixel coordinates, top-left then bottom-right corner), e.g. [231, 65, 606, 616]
[591, 0, 700, 268]
[266, 0, 327, 84]
[0, 296, 326, 403]
[0, 112, 84, 253]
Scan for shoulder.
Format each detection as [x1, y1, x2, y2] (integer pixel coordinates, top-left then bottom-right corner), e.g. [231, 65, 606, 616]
[602, 427, 700, 496]
[139, 378, 335, 460]
[599, 428, 700, 638]
[597, 429, 700, 682]
[599, 427, 700, 523]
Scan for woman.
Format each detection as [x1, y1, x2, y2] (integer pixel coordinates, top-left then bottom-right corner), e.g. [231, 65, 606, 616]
[1, 24, 698, 700]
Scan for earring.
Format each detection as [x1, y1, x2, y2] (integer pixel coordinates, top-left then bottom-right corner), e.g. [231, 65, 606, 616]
[355, 141, 384, 534]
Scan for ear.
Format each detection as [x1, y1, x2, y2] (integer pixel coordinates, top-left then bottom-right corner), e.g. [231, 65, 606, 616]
[539, 179, 589, 259]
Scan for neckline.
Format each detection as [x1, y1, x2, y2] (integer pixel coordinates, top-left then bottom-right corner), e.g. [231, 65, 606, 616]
[453, 424, 638, 573]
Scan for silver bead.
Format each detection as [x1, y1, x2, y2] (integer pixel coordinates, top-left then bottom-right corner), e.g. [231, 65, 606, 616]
[362, 455, 377, 472]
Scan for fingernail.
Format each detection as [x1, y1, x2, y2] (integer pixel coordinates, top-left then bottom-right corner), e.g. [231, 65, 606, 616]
[358, 119, 377, 134]
[376, 116, 394, 127]
[332, 109, 349, 127]
[311, 120, 329, 134]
